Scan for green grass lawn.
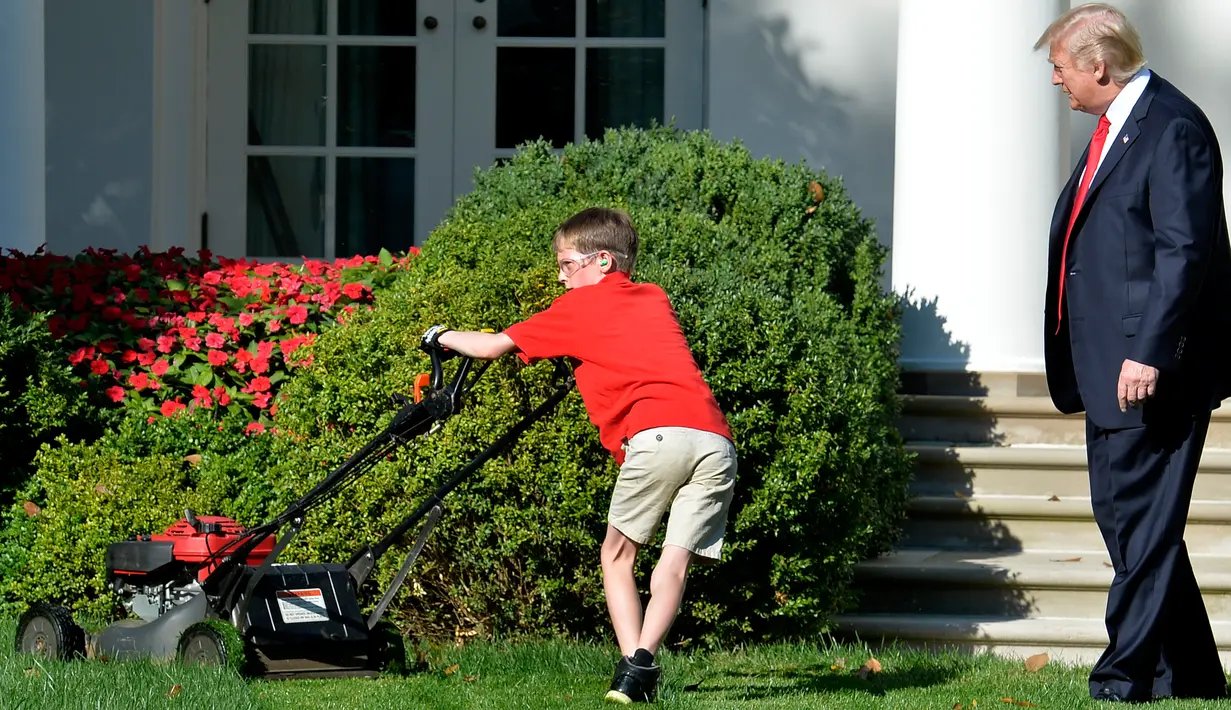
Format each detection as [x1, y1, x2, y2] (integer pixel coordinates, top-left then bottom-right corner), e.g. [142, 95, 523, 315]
[5, 617, 1231, 709]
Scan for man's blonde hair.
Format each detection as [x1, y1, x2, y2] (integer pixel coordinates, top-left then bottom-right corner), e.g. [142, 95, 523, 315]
[1034, 3, 1146, 85]
[552, 207, 639, 274]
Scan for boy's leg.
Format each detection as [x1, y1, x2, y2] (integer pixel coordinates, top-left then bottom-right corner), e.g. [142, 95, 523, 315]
[637, 544, 694, 654]
[601, 524, 644, 657]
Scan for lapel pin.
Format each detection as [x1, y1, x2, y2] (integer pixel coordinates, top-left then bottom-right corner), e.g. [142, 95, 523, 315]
[1122, 135, 1129, 143]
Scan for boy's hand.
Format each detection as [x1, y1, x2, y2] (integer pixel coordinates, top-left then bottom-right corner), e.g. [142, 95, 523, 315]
[420, 324, 453, 353]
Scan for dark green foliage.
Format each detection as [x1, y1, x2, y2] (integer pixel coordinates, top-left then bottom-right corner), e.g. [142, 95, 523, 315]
[0, 296, 113, 506]
[1, 126, 912, 647]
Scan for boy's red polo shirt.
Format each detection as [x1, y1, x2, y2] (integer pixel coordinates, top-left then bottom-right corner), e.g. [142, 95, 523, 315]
[503, 272, 731, 465]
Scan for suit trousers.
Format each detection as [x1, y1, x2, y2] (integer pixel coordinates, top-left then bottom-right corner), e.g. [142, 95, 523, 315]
[1086, 411, 1226, 701]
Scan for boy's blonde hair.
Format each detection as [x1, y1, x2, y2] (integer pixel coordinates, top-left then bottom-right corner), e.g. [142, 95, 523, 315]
[553, 207, 639, 274]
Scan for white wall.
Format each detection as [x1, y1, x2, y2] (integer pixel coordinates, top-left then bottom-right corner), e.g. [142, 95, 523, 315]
[706, 0, 900, 271]
[45, 0, 154, 255]
[708, 0, 1231, 373]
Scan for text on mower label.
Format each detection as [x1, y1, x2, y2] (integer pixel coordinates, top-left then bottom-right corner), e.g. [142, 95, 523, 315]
[275, 588, 328, 624]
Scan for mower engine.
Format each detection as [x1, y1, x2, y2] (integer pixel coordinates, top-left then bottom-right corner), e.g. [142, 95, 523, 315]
[105, 510, 275, 622]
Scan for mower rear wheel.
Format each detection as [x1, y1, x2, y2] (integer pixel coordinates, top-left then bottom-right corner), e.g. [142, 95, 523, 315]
[176, 619, 249, 674]
[368, 621, 408, 675]
[14, 603, 86, 661]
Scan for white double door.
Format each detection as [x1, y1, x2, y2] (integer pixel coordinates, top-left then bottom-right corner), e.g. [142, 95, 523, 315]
[206, 0, 703, 260]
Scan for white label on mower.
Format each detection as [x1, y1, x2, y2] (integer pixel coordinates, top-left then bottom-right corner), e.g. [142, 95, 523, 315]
[275, 588, 328, 624]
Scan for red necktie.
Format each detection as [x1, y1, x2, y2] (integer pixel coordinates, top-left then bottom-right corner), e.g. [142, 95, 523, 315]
[1055, 114, 1112, 333]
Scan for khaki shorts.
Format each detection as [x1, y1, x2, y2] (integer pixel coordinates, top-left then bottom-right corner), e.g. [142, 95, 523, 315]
[608, 426, 738, 561]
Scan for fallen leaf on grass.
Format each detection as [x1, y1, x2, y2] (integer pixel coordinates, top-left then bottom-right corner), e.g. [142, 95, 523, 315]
[94, 485, 112, 496]
[1024, 653, 1049, 672]
[166, 684, 182, 698]
[1001, 699, 1037, 707]
[830, 657, 847, 671]
[854, 657, 882, 678]
[23, 501, 39, 517]
[954, 704, 962, 709]
[463, 674, 478, 682]
[23, 667, 38, 677]
[183, 454, 202, 465]
[443, 663, 460, 676]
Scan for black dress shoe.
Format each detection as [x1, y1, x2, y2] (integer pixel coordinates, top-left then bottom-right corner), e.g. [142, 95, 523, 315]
[1094, 687, 1126, 702]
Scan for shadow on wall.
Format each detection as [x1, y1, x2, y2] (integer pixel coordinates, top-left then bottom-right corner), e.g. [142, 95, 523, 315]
[706, 1, 898, 289]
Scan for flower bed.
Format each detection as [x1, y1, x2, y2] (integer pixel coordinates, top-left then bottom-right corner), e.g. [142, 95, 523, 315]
[0, 245, 417, 428]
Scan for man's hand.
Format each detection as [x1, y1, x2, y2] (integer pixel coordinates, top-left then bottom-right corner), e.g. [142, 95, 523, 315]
[1118, 358, 1159, 412]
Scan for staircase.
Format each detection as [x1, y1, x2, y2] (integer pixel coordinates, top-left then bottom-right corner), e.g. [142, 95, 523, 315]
[834, 372, 1231, 664]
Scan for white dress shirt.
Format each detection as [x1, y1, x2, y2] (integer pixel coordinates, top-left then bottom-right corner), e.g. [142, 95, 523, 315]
[1083, 68, 1151, 182]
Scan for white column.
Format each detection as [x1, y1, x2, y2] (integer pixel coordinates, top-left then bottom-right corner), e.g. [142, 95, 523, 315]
[892, 0, 1068, 374]
[0, 1, 45, 254]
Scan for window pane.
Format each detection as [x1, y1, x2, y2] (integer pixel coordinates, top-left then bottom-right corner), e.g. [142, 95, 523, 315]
[497, 0, 574, 37]
[586, 0, 664, 38]
[247, 156, 325, 258]
[337, 158, 416, 255]
[497, 48, 575, 149]
[250, 0, 324, 35]
[585, 49, 664, 140]
[248, 45, 326, 147]
[338, 46, 416, 147]
[339, 0, 418, 36]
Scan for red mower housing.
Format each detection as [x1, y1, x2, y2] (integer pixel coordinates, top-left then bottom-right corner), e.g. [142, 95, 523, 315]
[106, 515, 277, 585]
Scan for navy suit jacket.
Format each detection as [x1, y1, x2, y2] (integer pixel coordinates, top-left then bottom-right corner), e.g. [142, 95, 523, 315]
[1044, 73, 1231, 429]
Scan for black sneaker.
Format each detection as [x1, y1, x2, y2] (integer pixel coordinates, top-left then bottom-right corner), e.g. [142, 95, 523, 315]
[605, 655, 660, 704]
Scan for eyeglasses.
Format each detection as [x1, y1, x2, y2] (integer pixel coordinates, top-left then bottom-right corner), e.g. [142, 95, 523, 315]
[557, 251, 599, 278]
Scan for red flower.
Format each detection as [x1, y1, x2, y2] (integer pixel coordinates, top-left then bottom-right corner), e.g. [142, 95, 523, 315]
[105, 386, 125, 402]
[202, 271, 223, 285]
[68, 346, 95, 366]
[248, 376, 271, 393]
[151, 359, 170, 377]
[90, 359, 110, 376]
[124, 263, 142, 282]
[182, 336, 203, 352]
[245, 422, 265, 435]
[138, 337, 157, 351]
[205, 332, 226, 349]
[97, 340, 117, 354]
[156, 335, 176, 353]
[267, 319, 282, 333]
[213, 386, 232, 406]
[186, 311, 206, 323]
[253, 392, 272, 409]
[137, 352, 157, 367]
[160, 399, 186, 417]
[120, 349, 139, 364]
[101, 306, 122, 321]
[250, 358, 269, 375]
[342, 282, 366, 299]
[128, 372, 150, 390]
[192, 384, 213, 408]
[207, 349, 229, 367]
[238, 313, 254, 327]
[287, 305, 309, 325]
[47, 315, 68, 339]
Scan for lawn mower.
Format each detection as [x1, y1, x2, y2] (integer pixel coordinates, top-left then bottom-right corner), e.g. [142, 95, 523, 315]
[13, 342, 575, 678]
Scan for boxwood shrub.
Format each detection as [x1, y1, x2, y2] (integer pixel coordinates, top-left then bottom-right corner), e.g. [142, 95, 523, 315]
[3, 126, 912, 646]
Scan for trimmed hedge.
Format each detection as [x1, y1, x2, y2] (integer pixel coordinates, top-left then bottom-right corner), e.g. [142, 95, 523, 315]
[2, 126, 912, 647]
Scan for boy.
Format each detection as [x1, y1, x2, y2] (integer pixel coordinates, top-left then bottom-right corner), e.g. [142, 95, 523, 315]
[421, 207, 737, 704]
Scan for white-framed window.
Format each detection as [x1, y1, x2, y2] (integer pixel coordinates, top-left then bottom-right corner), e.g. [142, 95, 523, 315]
[205, 0, 704, 260]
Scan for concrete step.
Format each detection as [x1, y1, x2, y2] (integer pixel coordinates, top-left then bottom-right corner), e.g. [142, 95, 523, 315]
[853, 549, 1231, 619]
[899, 394, 1231, 447]
[832, 614, 1231, 666]
[899, 493, 1231, 556]
[909, 444, 1231, 500]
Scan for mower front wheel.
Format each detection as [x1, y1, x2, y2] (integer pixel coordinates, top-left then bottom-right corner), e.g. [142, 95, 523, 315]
[14, 603, 86, 661]
[176, 619, 249, 674]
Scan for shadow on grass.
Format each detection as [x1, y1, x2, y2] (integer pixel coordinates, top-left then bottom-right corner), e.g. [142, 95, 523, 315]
[681, 659, 964, 701]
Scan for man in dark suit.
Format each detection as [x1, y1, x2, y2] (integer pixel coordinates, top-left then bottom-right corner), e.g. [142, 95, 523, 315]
[1036, 3, 1231, 703]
